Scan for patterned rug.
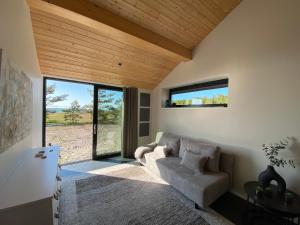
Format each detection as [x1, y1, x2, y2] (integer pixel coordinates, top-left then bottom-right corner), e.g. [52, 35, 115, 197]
[59, 163, 234, 225]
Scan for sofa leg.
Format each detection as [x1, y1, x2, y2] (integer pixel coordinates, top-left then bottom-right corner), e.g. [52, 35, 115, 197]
[195, 203, 207, 211]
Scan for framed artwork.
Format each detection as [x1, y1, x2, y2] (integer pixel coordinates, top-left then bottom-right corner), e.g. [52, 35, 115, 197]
[0, 49, 32, 153]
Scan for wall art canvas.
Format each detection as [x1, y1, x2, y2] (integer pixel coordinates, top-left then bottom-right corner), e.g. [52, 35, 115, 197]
[0, 49, 32, 153]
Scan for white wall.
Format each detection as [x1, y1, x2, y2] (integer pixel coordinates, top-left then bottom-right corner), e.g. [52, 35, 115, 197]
[151, 0, 300, 197]
[0, 0, 42, 188]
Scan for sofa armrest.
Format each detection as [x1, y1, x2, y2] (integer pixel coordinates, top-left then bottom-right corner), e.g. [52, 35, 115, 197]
[144, 142, 158, 149]
[134, 143, 157, 160]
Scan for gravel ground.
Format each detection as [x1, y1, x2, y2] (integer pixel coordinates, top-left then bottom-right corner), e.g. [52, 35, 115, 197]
[46, 124, 122, 165]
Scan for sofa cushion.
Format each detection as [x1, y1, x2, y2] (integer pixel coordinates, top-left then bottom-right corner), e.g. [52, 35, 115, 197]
[153, 145, 171, 158]
[179, 137, 220, 173]
[180, 150, 207, 174]
[158, 133, 180, 156]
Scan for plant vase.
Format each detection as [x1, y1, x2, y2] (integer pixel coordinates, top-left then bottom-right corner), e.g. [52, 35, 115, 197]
[258, 165, 286, 195]
[285, 192, 294, 204]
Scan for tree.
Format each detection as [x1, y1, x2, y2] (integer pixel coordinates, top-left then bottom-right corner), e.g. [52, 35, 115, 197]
[82, 89, 95, 120]
[82, 103, 93, 120]
[46, 84, 68, 107]
[83, 89, 123, 124]
[98, 90, 123, 124]
[46, 84, 68, 118]
[173, 94, 228, 106]
[63, 100, 82, 124]
[173, 99, 192, 105]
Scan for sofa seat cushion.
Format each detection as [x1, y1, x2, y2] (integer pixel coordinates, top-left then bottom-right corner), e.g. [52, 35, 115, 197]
[144, 152, 229, 207]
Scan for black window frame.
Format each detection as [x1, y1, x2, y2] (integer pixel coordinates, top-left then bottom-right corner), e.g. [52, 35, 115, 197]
[168, 78, 228, 108]
[42, 76, 123, 160]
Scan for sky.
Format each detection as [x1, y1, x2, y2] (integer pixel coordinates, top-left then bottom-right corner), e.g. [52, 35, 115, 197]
[172, 87, 228, 101]
[47, 80, 93, 108]
[47, 79, 123, 108]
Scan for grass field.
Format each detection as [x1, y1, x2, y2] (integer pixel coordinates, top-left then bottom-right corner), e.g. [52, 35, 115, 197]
[46, 112, 92, 124]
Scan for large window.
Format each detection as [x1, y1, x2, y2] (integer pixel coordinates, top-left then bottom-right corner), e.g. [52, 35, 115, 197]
[44, 78, 94, 164]
[43, 77, 124, 164]
[169, 79, 228, 107]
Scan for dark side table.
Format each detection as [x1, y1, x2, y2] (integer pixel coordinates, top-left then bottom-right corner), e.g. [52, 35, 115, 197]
[244, 181, 300, 225]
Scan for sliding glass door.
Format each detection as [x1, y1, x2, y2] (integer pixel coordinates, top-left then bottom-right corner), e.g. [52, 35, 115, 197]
[93, 86, 123, 159]
[43, 77, 124, 163]
[44, 78, 94, 165]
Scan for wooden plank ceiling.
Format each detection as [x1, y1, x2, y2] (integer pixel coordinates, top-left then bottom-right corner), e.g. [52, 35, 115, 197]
[28, 0, 240, 89]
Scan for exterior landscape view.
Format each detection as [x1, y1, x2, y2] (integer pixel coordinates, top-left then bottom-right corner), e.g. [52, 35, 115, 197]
[171, 87, 229, 106]
[45, 79, 123, 165]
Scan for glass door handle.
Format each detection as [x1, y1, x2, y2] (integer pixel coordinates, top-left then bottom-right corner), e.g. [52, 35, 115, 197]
[93, 124, 97, 135]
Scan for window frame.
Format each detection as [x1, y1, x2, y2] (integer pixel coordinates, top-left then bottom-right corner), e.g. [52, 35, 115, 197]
[42, 76, 123, 158]
[168, 78, 228, 108]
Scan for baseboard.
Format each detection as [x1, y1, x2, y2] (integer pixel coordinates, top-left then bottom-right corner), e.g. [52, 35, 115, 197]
[229, 189, 246, 201]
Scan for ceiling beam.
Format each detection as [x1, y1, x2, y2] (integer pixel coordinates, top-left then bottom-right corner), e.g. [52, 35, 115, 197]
[27, 0, 192, 62]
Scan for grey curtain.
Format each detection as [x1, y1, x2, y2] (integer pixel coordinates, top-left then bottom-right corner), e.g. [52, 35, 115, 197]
[122, 87, 138, 158]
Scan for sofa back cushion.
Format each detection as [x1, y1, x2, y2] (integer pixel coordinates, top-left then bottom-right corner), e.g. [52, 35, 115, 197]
[158, 133, 180, 156]
[179, 137, 220, 173]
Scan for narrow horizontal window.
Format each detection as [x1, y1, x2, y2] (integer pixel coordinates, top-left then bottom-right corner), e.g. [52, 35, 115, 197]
[168, 79, 228, 107]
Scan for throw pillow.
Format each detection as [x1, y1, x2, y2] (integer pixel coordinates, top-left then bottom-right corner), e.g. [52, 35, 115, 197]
[180, 150, 208, 174]
[154, 145, 171, 158]
[158, 133, 180, 156]
[179, 137, 220, 173]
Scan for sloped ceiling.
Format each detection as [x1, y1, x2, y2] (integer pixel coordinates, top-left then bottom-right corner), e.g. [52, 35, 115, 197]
[90, 0, 240, 49]
[28, 0, 240, 89]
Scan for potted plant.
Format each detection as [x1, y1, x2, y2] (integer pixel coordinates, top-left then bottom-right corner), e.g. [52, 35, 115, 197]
[258, 137, 296, 194]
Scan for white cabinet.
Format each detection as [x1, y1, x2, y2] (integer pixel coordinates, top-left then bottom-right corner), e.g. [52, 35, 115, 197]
[0, 146, 61, 225]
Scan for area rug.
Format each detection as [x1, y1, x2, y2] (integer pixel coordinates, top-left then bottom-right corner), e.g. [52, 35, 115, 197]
[59, 163, 234, 225]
